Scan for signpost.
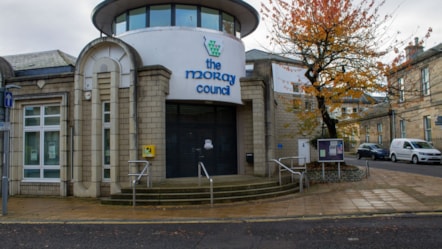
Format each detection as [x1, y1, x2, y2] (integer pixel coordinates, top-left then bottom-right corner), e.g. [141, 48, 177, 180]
[1, 86, 18, 216]
[317, 138, 345, 181]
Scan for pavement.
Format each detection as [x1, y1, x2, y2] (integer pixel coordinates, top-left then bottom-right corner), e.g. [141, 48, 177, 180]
[1, 167, 442, 224]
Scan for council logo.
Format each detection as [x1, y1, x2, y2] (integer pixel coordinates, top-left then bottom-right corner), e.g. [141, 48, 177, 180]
[204, 36, 223, 57]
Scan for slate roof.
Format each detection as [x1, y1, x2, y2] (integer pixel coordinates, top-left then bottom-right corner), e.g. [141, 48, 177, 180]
[246, 49, 303, 65]
[3, 50, 76, 71]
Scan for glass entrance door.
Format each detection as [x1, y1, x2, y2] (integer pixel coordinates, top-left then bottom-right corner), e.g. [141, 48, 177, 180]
[166, 103, 237, 178]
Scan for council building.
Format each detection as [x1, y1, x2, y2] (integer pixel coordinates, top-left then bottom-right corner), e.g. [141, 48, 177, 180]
[0, 0, 318, 198]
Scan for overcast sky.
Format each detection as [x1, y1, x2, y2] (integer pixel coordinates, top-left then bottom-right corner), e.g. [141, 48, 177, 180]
[0, 0, 440, 58]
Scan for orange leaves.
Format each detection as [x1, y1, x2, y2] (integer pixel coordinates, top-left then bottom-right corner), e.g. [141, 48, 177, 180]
[262, 0, 392, 138]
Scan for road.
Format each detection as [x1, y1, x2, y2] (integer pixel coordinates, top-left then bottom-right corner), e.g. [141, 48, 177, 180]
[0, 215, 441, 248]
[345, 154, 442, 178]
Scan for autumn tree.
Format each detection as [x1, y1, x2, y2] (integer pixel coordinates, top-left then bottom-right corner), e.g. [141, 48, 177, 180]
[261, 0, 393, 138]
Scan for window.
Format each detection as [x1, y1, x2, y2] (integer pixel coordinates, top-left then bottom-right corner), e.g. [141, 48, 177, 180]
[24, 105, 60, 181]
[421, 67, 430, 96]
[398, 77, 405, 102]
[377, 123, 383, 144]
[129, 7, 146, 30]
[424, 116, 432, 141]
[150, 5, 171, 27]
[365, 125, 369, 142]
[175, 5, 197, 27]
[201, 8, 220, 30]
[113, 4, 240, 36]
[103, 102, 111, 181]
[341, 107, 347, 114]
[304, 101, 310, 112]
[400, 119, 406, 138]
[222, 13, 234, 35]
[377, 123, 382, 132]
[115, 13, 127, 35]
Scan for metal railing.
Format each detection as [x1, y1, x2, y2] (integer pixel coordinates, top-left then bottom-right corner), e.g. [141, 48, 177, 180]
[271, 156, 309, 192]
[198, 161, 214, 207]
[128, 160, 151, 207]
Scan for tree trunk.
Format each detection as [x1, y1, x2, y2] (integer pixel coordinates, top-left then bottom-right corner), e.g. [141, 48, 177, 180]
[317, 95, 338, 138]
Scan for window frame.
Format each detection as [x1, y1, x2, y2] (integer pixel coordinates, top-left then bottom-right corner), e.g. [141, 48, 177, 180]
[398, 77, 405, 102]
[400, 119, 406, 138]
[421, 67, 430, 96]
[23, 105, 61, 182]
[424, 115, 432, 142]
[103, 102, 111, 182]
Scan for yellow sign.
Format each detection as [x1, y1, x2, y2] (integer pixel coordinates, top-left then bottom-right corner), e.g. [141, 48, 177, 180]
[142, 145, 155, 158]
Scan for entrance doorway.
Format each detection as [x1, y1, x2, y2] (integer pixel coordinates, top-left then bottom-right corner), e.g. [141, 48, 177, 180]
[166, 103, 237, 178]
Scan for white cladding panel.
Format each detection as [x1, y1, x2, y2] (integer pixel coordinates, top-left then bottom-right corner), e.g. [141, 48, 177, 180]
[120, 28, 245, 104]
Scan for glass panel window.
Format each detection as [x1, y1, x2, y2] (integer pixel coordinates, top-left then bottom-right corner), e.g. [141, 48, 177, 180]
[44, 131, 60, 165]
[24, 132, 40, 165]
[24, 106, 40, 126]
[421, 67, 430, 96]
[424, 116, 432, 141]
[235, 20, 241, 38]
[129, 7, 146, 30]
[150, 5, 171, 27]
[400, 119, 406, 138]
[222, 13, 234, 35]
[44, 106, 60, 125]
[398, 77, 405, 102]
[365, 125, 369, 143]
[103, 102, 111, 181]
[175, 5, 197, 27]
[115, 13, 127, 35]
[24, 105, 60, 181]
[201, 7, 219, 30]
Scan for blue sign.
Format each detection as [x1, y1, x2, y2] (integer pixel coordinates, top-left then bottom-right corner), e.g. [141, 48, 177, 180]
[4, 91, 13, 108]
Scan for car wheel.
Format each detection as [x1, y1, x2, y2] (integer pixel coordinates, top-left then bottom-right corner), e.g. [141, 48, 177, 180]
[371, 154, 376, 160]
[357, 153, 361, 159]
[391, 154, 397, 162]
[412, 155, 419, 164]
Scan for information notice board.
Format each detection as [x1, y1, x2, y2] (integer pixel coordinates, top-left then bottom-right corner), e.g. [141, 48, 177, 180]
[317, 139, 344, 162]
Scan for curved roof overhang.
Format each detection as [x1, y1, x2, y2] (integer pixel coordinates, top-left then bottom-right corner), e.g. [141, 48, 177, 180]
[92, 0, 259, 37]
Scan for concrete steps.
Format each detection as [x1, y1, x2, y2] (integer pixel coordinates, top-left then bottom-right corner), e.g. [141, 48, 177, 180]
[101, 176, 299, 206]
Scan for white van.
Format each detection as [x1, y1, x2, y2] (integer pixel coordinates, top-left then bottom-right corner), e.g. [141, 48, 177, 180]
[389, 138, 441, 164]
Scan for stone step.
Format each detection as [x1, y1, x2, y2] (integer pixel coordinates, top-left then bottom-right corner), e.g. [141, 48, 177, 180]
[101, 177, 301, 206]
[101, 184, 298, 206]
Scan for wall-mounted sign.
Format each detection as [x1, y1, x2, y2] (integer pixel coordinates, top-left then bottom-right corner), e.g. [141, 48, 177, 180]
[121, 30, 245, 104]
[272, 63, 309, 94]
[436, 116, 442, 126]
[142, 145, 155, 158]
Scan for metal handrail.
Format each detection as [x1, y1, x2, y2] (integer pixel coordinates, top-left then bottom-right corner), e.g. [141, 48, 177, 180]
[198, 161, 214, 207]
[278, 156, 308, 172]
[271, 158, 308, 192]
[128, 160, 151, 207]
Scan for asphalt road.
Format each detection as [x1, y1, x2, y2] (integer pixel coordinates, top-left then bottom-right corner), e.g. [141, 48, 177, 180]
[1, 215, 441, 248]
[345, 154, 442, 178]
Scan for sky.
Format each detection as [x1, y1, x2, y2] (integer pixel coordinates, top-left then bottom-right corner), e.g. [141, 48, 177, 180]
[0, 0, 440, 58]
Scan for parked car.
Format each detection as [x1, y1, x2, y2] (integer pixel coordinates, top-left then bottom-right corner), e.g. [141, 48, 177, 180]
[356, 143, 389, 160]
[389, 138, 441, 164]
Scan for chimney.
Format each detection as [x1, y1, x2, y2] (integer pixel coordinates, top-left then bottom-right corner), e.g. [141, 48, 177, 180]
[404, 37, 424, 61]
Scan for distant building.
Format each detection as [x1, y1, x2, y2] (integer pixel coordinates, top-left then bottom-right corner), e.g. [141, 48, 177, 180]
[355, 40, 442, 150]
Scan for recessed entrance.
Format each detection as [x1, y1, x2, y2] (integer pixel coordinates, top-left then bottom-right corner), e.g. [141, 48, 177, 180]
[166, 103, 237, 178]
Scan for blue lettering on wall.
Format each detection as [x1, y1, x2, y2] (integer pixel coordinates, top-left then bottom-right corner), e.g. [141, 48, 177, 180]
[184, 58, 238, 97]
[196, 84, 230, 95]
[185, 70, 236, 86]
